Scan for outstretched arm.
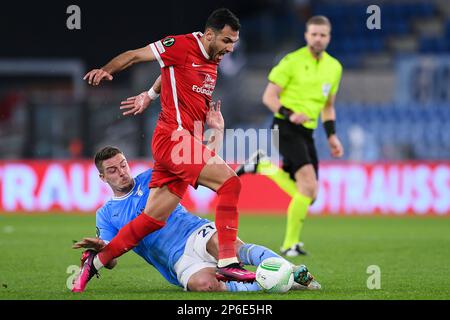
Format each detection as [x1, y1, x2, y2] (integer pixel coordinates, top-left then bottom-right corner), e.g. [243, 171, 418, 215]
[84, 45, 156, 86]
[120, 75, 162, 116]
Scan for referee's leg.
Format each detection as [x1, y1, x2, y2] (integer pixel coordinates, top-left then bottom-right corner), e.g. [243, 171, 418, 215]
[294, 164, 318, 200]
[281, 164, 317, 255]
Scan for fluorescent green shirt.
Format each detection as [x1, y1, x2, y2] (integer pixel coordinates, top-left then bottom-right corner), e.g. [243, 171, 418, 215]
[268, 46, 343, 129]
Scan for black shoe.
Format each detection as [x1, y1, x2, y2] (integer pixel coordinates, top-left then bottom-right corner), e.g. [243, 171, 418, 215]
[235, 149, 267, 176]
[280, 242, 308, 256]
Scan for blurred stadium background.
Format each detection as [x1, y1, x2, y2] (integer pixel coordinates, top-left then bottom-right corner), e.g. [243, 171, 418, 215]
[1, 0, 449, 216]
[1, 0, 450, 301]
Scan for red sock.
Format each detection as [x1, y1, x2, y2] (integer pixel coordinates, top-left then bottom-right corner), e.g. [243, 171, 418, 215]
[98, 213, 165, 265]
[215, 176, 241, 261]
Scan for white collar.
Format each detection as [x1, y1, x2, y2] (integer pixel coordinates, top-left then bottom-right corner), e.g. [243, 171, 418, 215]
[192, 32, 210, 60]
[112, 179, 136, 201]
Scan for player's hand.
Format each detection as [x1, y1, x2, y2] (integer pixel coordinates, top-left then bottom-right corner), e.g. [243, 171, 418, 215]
[83, 69, 113, 86]
[120, 91, 152, 116]
[72, 237, 106, 251]
[206, 100, 224, 131]
[289, 112, 310, 125]
[328, 135, 344, 158]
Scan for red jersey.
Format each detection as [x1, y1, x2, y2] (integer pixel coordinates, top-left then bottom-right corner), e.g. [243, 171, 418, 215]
[149, 32, 218, 135]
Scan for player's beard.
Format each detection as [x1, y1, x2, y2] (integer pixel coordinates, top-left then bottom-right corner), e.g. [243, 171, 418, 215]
[117, 177, 134, 194]
[309, 43, 326, 58]
[215, 51, 226, 63]
[209, 41, 226, 63]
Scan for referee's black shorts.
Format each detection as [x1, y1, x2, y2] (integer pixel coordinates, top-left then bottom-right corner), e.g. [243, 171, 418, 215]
[272, 117, 319, 181]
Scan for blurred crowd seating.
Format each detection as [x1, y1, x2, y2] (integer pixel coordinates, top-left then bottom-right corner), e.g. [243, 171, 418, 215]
[314, 103, 450, 161]
[312, 1, 440, 68]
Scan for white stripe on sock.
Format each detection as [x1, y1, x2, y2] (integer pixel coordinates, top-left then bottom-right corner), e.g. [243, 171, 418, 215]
[93, 255, 104, 271]
[218, 257, 239, 267]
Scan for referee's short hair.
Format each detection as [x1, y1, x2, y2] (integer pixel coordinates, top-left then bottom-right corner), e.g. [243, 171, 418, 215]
[306, 15, 332, 31]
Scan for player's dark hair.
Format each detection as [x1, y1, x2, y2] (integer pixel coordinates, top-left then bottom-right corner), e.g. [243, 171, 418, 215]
[306, 15, 332, 31]
[94, 146, 123, 173]
[205, 8, 240, 32]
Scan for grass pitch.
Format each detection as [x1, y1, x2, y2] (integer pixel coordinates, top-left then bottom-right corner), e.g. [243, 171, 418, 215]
[0, 213, 449, 300]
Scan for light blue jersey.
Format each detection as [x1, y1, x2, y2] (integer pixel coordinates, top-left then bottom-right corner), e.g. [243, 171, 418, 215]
[96, 169, 210, 287]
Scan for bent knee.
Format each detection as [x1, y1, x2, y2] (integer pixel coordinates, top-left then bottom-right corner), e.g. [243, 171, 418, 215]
[218, 175, 242, 195]
[308, 182, 319, 199]
[141, 208, 170, 222]
[298, 179, 318, 199]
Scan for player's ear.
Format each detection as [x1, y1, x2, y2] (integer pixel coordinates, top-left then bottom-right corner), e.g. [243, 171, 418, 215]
[99, 173, 105, 182]
[204, 28, 215, 41]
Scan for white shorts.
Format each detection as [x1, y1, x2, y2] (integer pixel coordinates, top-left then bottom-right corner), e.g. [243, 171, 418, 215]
[173, 222, 218, 290]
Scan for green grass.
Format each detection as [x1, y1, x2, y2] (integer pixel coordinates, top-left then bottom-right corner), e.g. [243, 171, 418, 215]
[0, 213, 449, 300]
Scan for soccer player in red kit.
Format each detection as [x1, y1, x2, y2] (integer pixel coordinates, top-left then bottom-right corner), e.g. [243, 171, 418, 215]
[72, 8, 255, 292]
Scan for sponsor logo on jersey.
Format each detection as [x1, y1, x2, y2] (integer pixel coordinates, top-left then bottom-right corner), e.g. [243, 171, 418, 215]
[163, 37, 175, 47]
[192, 73, 216, 96]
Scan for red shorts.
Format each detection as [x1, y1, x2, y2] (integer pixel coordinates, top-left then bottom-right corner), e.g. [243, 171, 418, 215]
[149, 125, 216, 198]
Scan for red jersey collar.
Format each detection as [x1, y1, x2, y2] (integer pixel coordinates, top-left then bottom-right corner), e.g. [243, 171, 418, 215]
[192, 32, 210, 60]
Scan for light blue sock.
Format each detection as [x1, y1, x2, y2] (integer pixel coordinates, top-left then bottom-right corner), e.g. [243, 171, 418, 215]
[237, 243, 280, 266]
[225, 281, 261, 292]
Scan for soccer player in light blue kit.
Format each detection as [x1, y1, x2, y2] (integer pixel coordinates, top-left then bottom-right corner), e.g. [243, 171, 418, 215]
[72, 146, 321, 292]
